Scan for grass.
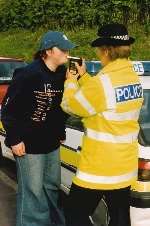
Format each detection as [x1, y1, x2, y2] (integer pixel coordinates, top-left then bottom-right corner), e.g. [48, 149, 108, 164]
[0, 26, 149, 62]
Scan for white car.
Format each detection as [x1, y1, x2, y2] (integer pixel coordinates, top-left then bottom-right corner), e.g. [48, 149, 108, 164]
[0, 61, 150, 226]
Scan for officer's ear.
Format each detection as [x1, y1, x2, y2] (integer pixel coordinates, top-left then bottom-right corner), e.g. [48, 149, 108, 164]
[99, 46, 109, 57]
[104, 48, 109, 57]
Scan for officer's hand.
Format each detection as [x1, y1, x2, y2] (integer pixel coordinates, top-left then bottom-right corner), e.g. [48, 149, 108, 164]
[75, 59, 86, 77]
[11, 142, 26, 156]
[66, 69, 79, 80]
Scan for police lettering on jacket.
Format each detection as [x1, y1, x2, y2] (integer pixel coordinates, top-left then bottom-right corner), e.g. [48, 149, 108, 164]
[115, 83, 143, 103]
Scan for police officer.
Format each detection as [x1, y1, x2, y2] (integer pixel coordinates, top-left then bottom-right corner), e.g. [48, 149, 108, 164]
[61, 23, 143, 226]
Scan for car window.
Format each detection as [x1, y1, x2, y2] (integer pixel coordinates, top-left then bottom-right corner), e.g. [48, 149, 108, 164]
[142, 62, 150, 76]
[86, 61, 102, 76]
[0, 61, 26, 84]
[138, 89, 150, 146]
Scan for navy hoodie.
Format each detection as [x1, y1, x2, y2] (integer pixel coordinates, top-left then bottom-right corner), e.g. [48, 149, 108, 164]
[1, 58, 69, 154]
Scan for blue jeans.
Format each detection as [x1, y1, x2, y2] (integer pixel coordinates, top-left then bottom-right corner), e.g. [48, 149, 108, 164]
[15, 148, 65, 226]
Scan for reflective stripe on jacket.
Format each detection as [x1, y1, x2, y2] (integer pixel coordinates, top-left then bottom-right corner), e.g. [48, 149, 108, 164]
[61, 59, 143, 190]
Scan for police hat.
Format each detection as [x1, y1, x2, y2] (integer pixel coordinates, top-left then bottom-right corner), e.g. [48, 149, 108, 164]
[91, 23, 135, 47]
[39, 31, 76, 51]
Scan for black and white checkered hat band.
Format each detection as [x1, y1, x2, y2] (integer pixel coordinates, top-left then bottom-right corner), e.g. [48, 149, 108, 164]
[111, 35, 129, 40]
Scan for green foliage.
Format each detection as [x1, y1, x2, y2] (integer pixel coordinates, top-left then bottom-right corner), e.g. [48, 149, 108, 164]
[0, 26, 149, 62]
[0, 0, 149, 62]
[0, 0, 149, 31]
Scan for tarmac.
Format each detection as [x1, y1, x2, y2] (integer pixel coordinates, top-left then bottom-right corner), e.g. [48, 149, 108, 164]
[0, 170, 17, 226]
[0, 163, 107, 226]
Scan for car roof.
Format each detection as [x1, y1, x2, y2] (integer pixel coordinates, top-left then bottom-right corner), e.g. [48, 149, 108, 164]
[0, 56, 24, 62]
[86, 60, 150, 76]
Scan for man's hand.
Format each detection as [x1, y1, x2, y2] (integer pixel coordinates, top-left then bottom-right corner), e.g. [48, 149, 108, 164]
[66, 69, 79, 80]
[11, 142, 26, 156]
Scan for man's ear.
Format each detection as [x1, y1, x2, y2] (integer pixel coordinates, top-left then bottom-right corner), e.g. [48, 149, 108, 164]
[46, 49, 52, 57]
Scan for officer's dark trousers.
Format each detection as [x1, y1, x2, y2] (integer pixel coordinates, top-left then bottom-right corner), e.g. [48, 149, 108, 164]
[65, 183, 131, 226]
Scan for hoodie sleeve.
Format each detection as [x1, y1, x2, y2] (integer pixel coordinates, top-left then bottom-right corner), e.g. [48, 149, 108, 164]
[1, 68, 27, 147]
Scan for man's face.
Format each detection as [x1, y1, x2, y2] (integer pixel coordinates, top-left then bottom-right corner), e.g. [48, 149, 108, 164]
[46, 47, 69, 66]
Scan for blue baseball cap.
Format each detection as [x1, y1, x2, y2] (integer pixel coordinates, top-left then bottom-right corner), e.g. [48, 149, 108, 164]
[38, 31, 76, 51]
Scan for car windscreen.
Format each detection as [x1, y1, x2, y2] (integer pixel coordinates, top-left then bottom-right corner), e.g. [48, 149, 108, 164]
[138, 89, 150, 146]
[0, 61, 26, 84]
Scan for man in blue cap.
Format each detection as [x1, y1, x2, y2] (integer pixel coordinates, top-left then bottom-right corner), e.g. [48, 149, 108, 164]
[1, 31, 76, 226]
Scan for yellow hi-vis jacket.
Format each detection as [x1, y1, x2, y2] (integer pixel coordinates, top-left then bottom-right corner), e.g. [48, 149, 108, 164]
[61, 59, 143, 190]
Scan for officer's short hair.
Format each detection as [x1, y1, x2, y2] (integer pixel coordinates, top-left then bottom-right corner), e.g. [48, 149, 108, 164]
[100, 45, 131, 61]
